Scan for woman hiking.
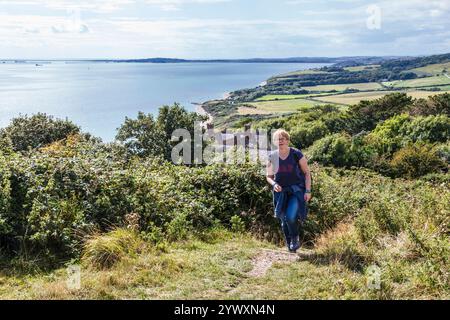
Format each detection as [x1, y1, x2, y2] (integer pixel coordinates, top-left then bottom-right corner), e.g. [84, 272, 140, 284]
[266, 129, 312, 253]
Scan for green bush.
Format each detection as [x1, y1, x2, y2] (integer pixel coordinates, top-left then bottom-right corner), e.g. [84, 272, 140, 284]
[308, 133, 352, 167]
[116, 104, 206, 160]
[0, 153, 13, 238]
[321, 112, 354, 134]
[363, 115, 449, 177]
[390, 143, 447, 178]
[400, 115, 450, 144]
[410, 93, 450, 116]
[0, 136, 13, 155]
[435, 142, 450, 165]
[348, 93, 413, 132]
[290, 121, 330, 149]
[230, 215, 246, 233]
[0, 113, 80, 152]
[366, 114, 411, 155]
[308, 133, 377, 168]
[0, 142, 274, 258]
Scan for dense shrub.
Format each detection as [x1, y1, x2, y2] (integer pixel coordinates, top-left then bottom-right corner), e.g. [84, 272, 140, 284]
[435, 142, 450, 165]
[410, 93, 450, 116]
[348, 93, 413, 133]
[390, 143, 447, 178]
[0, 143, 274, 258]
[116, 104, 206, 160]
[0, 154, 13, 240]
[308, 133, 377, 168]
[0, 136, 13, 155]
[321, 112, 354, 134]
[400, 115, 450, 144]
[290, 121, 330, 149]
[256, 105, 339, 135]
[366, 114, 411, 155]
[367, 114, 450, 156]
[255, 117, 288, 132]
[0, 113, 80, 152]
[308, 133, 350, 167]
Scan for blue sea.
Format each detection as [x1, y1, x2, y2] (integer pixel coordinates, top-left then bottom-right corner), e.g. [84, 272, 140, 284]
[0, 62, 327, 141]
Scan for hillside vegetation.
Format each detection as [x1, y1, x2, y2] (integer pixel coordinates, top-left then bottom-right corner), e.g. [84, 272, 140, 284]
[0, 58, 449, 299]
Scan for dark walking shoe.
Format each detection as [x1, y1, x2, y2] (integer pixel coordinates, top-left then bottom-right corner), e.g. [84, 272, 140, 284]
[289, 236, 301, 252]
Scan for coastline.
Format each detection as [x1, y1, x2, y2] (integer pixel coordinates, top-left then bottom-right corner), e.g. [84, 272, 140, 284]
[195, 91, 230, 127]
[195, 104, 213, 126]
[194, 64, 312, 137]
[196, 78, 269, 126]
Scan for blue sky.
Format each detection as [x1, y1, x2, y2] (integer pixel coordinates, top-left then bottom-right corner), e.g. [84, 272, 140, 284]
[0, 0, 449, 59]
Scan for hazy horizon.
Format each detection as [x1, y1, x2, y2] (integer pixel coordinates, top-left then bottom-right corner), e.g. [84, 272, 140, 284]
[1, 53, 446, 61]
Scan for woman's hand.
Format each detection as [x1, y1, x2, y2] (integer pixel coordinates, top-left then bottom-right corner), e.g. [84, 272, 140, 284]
[304, 193, 312, 202]
[273, 183, 282, 193]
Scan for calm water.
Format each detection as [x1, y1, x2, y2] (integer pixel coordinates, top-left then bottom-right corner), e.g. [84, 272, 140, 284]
[0, 62, 327, 141]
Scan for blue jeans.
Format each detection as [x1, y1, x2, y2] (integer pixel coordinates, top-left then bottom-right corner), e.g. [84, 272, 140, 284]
[279, 191, 306, 244]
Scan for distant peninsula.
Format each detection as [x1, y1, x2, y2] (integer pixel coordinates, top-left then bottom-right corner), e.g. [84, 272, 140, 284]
[1, 56, 407, 65]
[87, 56, 404, 64]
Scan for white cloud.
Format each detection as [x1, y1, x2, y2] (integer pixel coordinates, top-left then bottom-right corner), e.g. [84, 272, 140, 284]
[0, 0, 135, 12]
[144, 0, 231, 9]
[0, 0, 230, 13]
[0, 0, 448, 58]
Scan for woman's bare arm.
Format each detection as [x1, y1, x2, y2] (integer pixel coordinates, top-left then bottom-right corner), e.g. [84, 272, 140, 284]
[299, 157, 312, 201]
[266, 161, 282, 192]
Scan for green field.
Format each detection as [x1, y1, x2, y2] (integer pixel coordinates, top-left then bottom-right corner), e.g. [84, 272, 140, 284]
[410, 62, 450, 76]
[383, 75, 450, 88]
[275, 69, 328, 78]
[240, 98, 329, 114]
[303, 82, 383, 92]
[344, 65, 380, 72]
[311, 90, 450, 105]
[255, 92, 334, 101]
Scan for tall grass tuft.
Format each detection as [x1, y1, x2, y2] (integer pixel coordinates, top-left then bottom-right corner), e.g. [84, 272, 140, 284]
[82, 228, 146, 270]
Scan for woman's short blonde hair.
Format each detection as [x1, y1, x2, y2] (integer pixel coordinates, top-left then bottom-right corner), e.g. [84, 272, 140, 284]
[273, 129, 290, 141]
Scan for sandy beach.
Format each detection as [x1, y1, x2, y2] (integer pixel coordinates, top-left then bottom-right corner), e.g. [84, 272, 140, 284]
[196, 104, 213, 126]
